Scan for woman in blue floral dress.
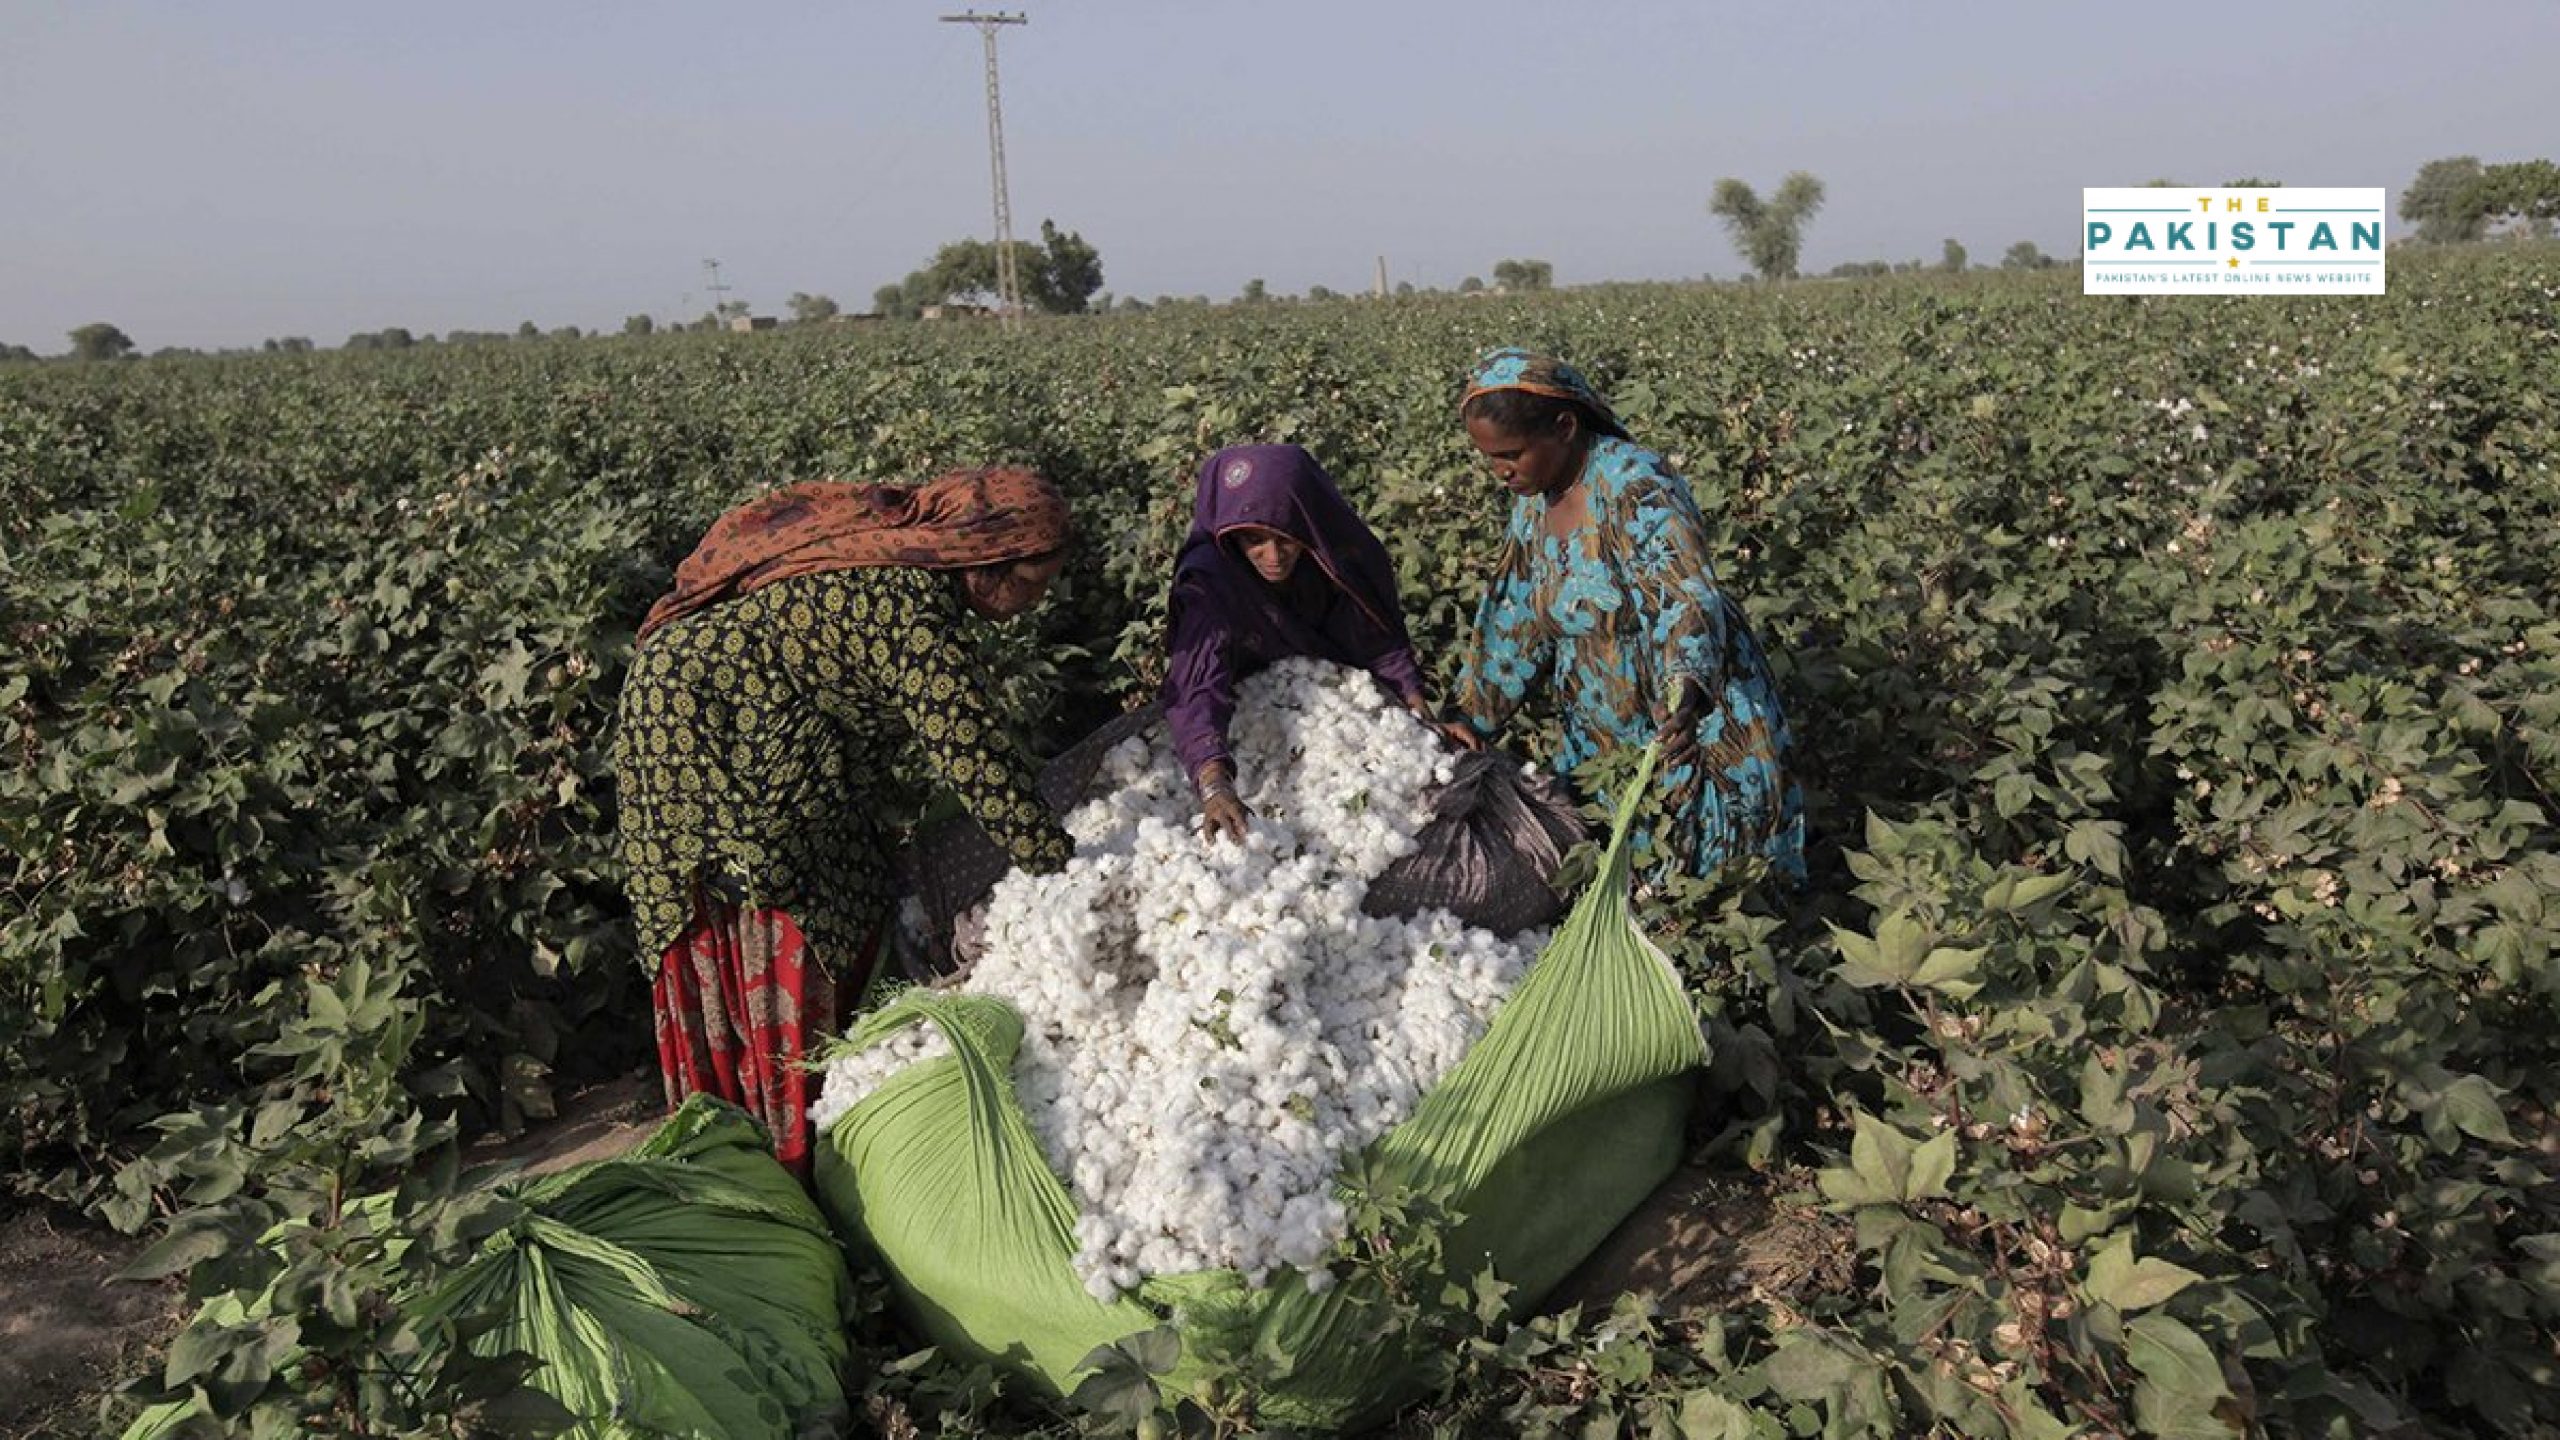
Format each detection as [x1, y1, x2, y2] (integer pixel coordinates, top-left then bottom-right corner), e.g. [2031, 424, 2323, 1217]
[1452, 348, 1803, 882]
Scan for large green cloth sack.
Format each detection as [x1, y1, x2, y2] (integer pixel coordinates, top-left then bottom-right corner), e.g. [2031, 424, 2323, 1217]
[124, 1095, 852, 1440]
[816, 755, 1705, 1432]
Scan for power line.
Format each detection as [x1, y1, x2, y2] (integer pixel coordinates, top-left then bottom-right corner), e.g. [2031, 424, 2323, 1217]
[939, 10, 1028, 324]
[701, 259, 733, 322]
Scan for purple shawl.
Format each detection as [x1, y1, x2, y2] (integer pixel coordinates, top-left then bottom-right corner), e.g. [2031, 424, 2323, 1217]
[1161, 444, 1425, 783]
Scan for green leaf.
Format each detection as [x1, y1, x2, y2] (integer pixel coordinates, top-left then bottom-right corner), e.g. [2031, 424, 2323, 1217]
[1988, 869, 2075, 913]
[2079, 1052, 2134, 1134]
[1758, 1334, 1866, 1400]
[120, 1224, 233, 1281]
[1874, 911, 1931, 977]
[1676, 1387, 1758, 1440]
[1904, 1128, 1958, 1201]
[481, 641, 537, 708]
[1993, 771, 2035, 818]
[1068, 1361, 1159, 1426]
[164, 1321, 243, 1387]
[2087, 1232, 2204, 1312]
[1125, 1323, 1182, 1376]
[2438, 1073, 2517, 1145]
[2127, 1314, 2237, 1435]
[2064, 820, 2127, 879]
[1911, 946, 1986, 998]
[2061, 1197, 2136, 1245]
[2000, 1380, 2080, 1440]
[250, 1097, 303, 1149]
[1819, 1112, 1926, 1209]
[107, 758, 182, 807]
[1827, 923, 1900, 988]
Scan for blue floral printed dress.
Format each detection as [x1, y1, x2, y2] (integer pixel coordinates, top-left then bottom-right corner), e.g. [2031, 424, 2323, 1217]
[1456, 435, 1804, 881]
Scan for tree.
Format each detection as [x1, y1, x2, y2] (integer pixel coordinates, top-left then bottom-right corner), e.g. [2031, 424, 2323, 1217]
[1305, 285, 1338, 303]
[787, 292, 840, 324]
[1032, 220, 1104, 314]
[1492, 258, 1554, 292]
[516, 320, 542, 340]
[1457, 276, 1485, 294]
[261, 336, 314, 353]
[344, 327, 415, 351]
[1239, 278, 1268, 304]
[2222, 177, 2283, 188]
[2471, 159, 2560, 234]
[2002, 241, 2053, 270]
[68, 322, 135, 361]
[1941, 238, 1967, 273]
[1393, 281, 1415, 298]
[2401, 156, 2489, 244]
[1, 342, 39, 362]
[623, 314, 655, 336]
[873, 219, 1106, 318]
[2139, 178, 2188, 188]
[1709, 171, 1826, 280]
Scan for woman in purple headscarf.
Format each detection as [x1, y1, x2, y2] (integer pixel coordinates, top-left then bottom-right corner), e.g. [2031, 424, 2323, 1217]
[1163, 443, 1478, 842]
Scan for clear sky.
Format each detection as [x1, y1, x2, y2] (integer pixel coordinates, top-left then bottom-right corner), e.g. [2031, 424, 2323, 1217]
[5, 1, 2554, 352]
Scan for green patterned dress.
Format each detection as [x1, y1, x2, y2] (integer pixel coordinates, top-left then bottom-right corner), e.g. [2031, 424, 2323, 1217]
[613, 563, 1072, 976]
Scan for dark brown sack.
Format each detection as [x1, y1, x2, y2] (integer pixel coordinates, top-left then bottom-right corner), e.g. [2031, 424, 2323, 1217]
[1359, 751, 1585, 936]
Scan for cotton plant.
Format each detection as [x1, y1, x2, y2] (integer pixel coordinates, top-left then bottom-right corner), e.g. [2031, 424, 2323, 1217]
[812, 659, 1546, 1300]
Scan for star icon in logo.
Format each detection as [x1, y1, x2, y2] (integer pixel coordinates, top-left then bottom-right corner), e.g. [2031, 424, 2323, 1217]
[2227, 257, 2240, 268]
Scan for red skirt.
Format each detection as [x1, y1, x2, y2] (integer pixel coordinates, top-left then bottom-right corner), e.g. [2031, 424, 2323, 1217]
[652, 897, 881, 1177]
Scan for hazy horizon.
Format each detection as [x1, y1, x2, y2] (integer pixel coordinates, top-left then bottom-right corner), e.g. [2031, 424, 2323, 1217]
[6, 0, 2555, 352]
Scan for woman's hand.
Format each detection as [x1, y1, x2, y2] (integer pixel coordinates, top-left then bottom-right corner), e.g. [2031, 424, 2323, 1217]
[1433, 719, 1486, 752]
[1407, 693, 1486, 753]
[1201, 788, 1253, 844]
[1657, 680, 1707, 776]
[1196, 761, 1252, 845]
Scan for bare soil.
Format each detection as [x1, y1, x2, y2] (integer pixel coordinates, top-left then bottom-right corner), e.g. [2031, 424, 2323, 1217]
[0, 1205, 186, 1440]
[1543, 1163, 1855, 1317]
[462, 1068, 663, 1178]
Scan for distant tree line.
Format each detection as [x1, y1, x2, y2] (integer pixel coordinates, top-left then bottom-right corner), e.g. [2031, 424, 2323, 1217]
[2401, 157, 2560, 242]
[20, 155, 2554, 360]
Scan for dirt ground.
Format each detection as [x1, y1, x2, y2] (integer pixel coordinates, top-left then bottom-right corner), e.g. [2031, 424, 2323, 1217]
[0, 1204, 187, 1440]
[1544, 1163, 1854, 1318]
[462, 1068, 664, 1178]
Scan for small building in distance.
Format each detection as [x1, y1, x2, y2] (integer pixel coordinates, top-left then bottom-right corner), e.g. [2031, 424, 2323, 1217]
[728, 315, 779, 333]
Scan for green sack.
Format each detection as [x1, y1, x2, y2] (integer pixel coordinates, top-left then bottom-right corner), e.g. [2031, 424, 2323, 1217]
[816, 752, 1705, 1433]
[124, 1096, 852, 1440]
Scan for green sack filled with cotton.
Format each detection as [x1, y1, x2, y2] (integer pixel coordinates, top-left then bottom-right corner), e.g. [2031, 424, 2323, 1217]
[812, 659, 1705, 1432]
[124, 1096, 852, 1440]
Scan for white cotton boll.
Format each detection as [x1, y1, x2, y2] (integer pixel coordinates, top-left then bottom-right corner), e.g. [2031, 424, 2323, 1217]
[823, 659, 1540, 1299]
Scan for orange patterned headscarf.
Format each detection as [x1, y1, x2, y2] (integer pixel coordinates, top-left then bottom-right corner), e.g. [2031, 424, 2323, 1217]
[638, 467, 1070, 640]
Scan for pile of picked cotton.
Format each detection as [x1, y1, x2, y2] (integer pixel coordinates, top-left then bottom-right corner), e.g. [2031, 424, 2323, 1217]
[811, 658, 1545, 1300]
